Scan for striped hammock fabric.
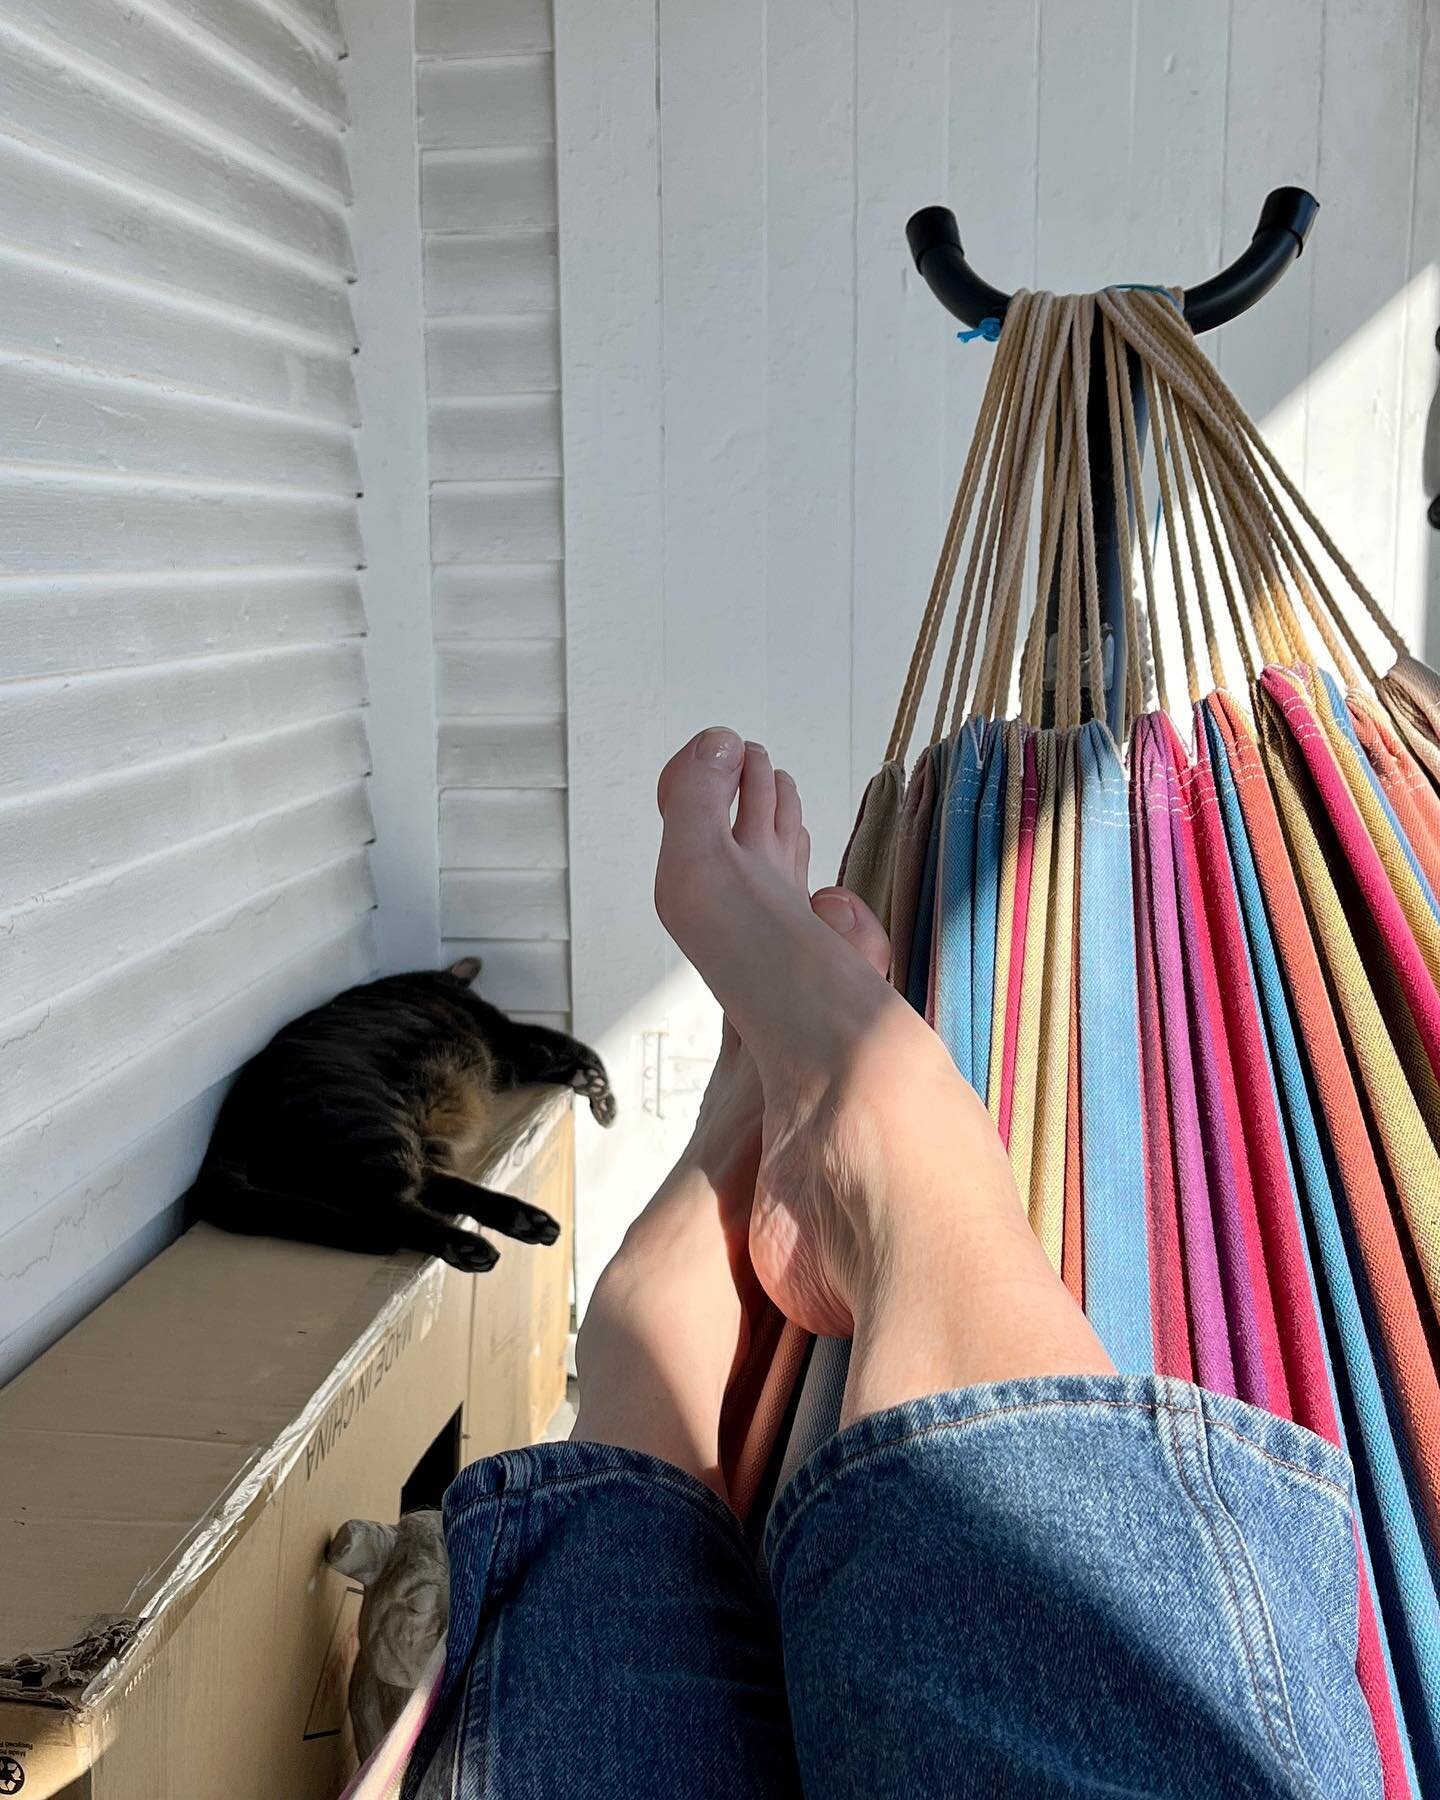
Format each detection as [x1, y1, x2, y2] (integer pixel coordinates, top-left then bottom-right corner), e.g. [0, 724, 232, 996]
[723, 289, 1440, 1800]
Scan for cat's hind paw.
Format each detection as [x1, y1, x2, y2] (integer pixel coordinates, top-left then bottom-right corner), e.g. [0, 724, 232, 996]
[444, 1232, 499, 1274]
[571, 1064, 617, 1127]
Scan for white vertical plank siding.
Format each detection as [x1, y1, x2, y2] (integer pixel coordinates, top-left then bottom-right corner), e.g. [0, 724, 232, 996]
[553, 0, 668, 1300]
[764, 0, 856, 865]
[417, 0, 572, 1020]
[1304, 0, 1426, 649]
[1209, 0, 1324, 474]
[1400, 0, 1440, 660]
[0, 0, 375, 1380]
[657, 0, 769, 749]
[557, 0, 1440, 1309]
[942, 0, 1037, 489]
[852, 0, 951, 771]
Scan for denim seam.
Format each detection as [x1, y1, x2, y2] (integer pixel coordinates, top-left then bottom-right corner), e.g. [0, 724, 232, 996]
[1202, 1416, 1352, 1502]
[450, 1462, 744, 1544]
[402, 1496, 503, 1800]
[1161, 1400, 1322, 1798]
[457, 1487, 522, 1800]
[768, 1395, 1347, 1562]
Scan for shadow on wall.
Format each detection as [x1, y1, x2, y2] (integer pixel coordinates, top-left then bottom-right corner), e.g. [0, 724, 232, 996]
[1217, 263, 1440, 662]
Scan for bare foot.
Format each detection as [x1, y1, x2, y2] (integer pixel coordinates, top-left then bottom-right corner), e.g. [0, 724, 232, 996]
[574, 760, 890, 1496]
[653, 729, 1113, 1429]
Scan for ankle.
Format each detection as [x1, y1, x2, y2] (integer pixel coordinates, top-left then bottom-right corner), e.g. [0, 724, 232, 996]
[841, 1211, 1114, 1429]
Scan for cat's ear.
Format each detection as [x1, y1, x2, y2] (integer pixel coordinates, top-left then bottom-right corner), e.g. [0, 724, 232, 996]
[447, 956, 483, 986]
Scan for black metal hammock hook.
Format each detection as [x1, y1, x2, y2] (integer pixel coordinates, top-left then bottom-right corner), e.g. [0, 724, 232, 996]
[902, 187, 1319, 735]
[905, 187, 1319, 334]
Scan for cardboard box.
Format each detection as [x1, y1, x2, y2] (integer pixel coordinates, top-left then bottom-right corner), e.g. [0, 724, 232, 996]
[465, 1092, 574, 1458]
[0, 1092, 573, 1800]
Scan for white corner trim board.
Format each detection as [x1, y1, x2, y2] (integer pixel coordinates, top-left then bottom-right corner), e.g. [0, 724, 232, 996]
[337, 0, 443, 974]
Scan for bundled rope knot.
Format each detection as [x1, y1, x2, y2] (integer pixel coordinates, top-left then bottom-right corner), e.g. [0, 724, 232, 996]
[889, 284, 1405, 766]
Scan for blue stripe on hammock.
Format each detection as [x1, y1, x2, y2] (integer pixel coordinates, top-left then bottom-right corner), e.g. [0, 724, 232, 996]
[1075, 721, 1151, 1374]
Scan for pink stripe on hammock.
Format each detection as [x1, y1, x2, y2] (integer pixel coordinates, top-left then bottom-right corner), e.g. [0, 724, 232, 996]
[339, 1639, 446, 1800]
[1263, 668, 1440, 1086]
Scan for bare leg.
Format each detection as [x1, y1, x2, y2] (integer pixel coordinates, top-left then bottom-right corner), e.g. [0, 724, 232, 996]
[575, 762, 889, 1497]
[648, 729, 1113, 1430]
[500, 734, 1371, 1800]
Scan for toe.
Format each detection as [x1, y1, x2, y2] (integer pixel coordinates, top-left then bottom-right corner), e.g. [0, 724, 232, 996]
[657, 728, 746, 852]
[811, 885, 891, 976]
[794, 824, 812, 889]
[734, 741, 777, 847]
[774, 767, 802, 847]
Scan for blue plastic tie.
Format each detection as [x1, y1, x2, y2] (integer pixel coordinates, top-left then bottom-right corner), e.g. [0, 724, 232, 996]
[957, 316, 1002, 344]
[1113, 282, 1182, 310]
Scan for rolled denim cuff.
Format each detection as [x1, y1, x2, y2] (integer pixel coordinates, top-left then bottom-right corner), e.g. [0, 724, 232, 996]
[438, 1436, 758, 1723]
[767, 1372, 1356, 1560]
[765, 1374, 1374, 1800]
[444, 1436, 743, 1540]
[406, 1439, 797, 1800]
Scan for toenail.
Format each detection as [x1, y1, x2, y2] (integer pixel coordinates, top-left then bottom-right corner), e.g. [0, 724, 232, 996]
[694, 728, 744, 768]
[815, 891, 856, 932]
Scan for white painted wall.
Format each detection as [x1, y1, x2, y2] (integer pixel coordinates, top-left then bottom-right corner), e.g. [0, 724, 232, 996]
[0, 0, 376, 1379]
[556, 0, 1440, 1307]
[417, 0, 573, 1031]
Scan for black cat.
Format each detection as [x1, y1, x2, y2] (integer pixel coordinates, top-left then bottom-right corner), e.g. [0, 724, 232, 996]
[186, 958, 615, 1271]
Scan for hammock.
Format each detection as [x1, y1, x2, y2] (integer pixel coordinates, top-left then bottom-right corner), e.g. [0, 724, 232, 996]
[722, 288, 1440, 1800]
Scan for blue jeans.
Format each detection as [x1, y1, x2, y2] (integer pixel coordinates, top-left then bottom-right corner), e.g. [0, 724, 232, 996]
[406, 1375, 1381, 1798]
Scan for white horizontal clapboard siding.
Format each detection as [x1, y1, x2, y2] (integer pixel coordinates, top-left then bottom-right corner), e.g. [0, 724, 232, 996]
[0, 0, 374, 1380]
[419, 0, 570, 1026]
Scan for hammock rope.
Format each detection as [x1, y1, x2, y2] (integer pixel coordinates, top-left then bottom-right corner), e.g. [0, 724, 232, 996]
[906, 281, 1403, 750]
